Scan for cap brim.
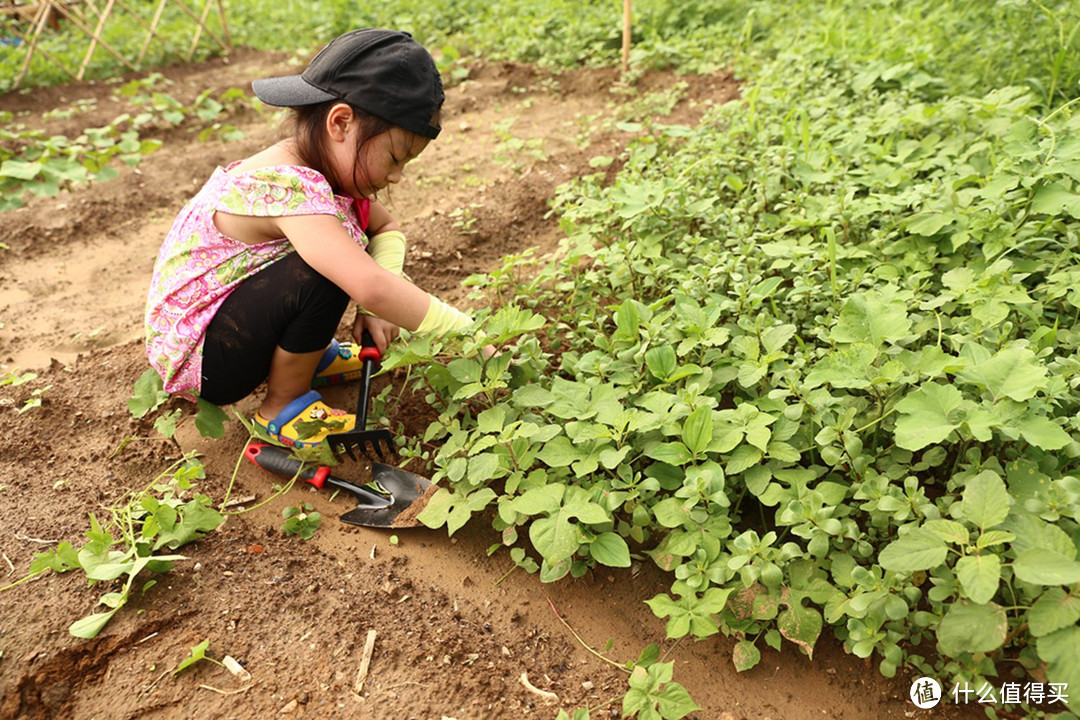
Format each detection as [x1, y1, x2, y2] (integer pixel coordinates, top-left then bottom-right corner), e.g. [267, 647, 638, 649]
[252, 75, 337, 107]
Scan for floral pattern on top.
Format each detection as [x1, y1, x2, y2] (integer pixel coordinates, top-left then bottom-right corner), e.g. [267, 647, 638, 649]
[144, 163, 369, 399]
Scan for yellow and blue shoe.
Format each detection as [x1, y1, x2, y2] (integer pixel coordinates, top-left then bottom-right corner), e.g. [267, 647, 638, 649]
[311, 339, 365, 388]
[253, 390, 356, 448]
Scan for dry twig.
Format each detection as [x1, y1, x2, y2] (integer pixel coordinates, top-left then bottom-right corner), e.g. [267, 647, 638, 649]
[353, 629, 378, 695]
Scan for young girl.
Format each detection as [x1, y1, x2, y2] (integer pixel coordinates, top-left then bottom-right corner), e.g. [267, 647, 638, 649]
[144, 29, 473, 448]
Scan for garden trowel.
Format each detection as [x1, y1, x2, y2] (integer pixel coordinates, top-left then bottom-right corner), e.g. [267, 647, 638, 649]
[243, 443, 433, 529]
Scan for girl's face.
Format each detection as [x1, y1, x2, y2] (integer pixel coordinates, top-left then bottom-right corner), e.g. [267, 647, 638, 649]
[337, 122, 429, 200]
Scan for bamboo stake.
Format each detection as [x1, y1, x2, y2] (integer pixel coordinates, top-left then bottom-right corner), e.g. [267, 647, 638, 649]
[173, 0, 229, 59]
[186, 0, 210, 59]
[214, 0, 229, 51]
[137, 0, 167, 64]
[49, 0, 135, 71]
[621, 0, 631, 72]
[78, 0, 115, 79]
[110, 0, 168, 67]
[14, 2, 81, 88]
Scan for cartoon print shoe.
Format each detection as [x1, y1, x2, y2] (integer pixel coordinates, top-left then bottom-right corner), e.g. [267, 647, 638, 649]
[311, 339, 365, 387]
[253, 390, 356, 448]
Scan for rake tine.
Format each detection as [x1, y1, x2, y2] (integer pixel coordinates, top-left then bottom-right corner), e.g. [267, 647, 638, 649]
[365, 439, 387, 462]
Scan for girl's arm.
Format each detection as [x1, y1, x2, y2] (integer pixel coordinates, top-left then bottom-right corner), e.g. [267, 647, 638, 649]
[365, 200, 399, 236]
[274, 213, 457, 333]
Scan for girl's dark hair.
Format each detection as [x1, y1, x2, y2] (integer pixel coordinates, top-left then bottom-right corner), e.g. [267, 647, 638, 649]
[289, 102, 441, 197]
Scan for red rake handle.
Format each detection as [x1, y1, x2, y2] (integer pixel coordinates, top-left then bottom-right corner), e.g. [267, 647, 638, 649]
[358, 330, 381, 364]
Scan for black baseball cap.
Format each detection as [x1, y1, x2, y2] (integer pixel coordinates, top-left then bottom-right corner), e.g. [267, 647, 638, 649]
[252, 29, 444, 139]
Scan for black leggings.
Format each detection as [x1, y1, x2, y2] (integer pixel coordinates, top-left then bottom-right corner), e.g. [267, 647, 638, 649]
[200, 252, 349, 405]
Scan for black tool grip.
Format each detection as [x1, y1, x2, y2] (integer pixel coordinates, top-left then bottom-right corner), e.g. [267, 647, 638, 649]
[244, 442, 320, 482]
[356, 330, 379, 424]
[244, 442, 390, 502]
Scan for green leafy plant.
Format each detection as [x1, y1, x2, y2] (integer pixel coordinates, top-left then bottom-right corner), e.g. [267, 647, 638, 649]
[173, 638, 223, 676]
[389, 12, 1080, 715]
[2, 454, 223, 638]
[127, 369, 229, 441]
[282, 502, 322, 540]
[0, 369, 37, 387]
[621, 662, 700, 720]
[1, 82, 250, 212]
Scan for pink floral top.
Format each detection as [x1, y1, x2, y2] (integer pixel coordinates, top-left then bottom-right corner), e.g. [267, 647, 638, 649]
[145, 163, 370, 399]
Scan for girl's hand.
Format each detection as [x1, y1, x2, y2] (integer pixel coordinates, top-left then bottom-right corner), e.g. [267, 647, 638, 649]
[353, 313, 400, 356]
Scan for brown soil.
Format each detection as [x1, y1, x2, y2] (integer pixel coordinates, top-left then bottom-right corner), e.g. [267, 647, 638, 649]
[0, 50, 977, 720]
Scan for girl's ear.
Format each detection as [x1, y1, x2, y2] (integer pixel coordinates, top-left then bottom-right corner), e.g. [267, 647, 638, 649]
[325, 102, 354, 142]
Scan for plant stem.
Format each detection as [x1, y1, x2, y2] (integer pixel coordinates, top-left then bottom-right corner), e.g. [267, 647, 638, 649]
[493, 563, 518, 586]
[544, 594, 630, 673]
[218, 430, 256, 511]
[224, 476, 297, 516]
[0, 571, 46, 593]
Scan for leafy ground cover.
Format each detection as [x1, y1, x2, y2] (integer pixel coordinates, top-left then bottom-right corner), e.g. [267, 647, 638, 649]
[378, 0, 1080, 717]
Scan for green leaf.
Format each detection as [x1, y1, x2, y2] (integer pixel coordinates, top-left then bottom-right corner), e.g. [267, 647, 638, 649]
[893, 383, 964, 451]
[653, 498, 690, 529]
[955, 554, 1001, 604]
[127, 369, 169, 419]
[78, 548, 135, 582]
[906, 211, 956, 236]
[878, 528, 948, 572]
[1028, 589, 1080, 637]
[1036, 626, 1080, 703]
[1013, 549, 1080, 586]
[732, 640, 761, 672]
[646, 441, 693, 466]
[528, 489, 609, 565]
[536, 436, 585, 468]
[69, 609, 119, 639]
[416, 486, 496, 536]
[153, 409, 180, 438]
[468, 453, 502, 483]
[539, 556, 572, 583]
[805, 344, 878, 389]
[1017, 414, 1073, 450]
[682, 407, 713, 456]
[153, 499, 224, 550]
[1031, 181, 1080, 218]
[0, 159, 42, 180]
[623, 663, 701, 720]
[956, 470, 1010, 530]
[589, 532, 631, 568]
[173, 638, 211, 675]
[976, 530, 1015, 549]
[645, 587, 731, 639]
[645, 346, 677, 382]
[831, 290, 911, 346]
[725, 445, 762, 475]
[937, 600, 1007, 657]
[509, 484, 564, 516]
[955, 346, 1046, 402]
[922, 519, 970, 545]
[777, 600, 823, 659]
[194, 400, 229, 439]
[28, 542, 80, 574]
